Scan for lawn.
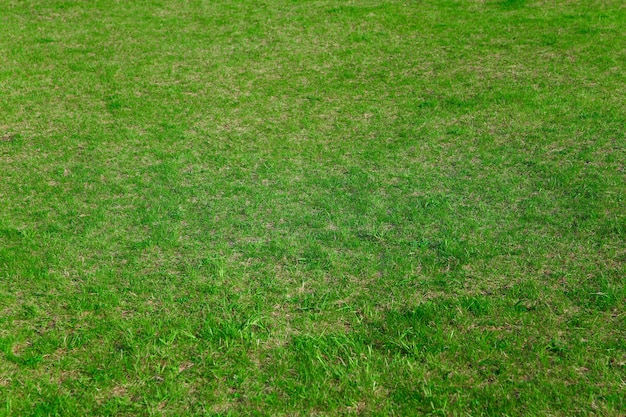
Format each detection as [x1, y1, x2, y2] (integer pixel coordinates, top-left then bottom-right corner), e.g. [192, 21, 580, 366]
[1, 0, 625, 415]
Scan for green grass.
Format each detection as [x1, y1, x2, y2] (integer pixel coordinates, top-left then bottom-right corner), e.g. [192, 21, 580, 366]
[1, 0, 625, 415]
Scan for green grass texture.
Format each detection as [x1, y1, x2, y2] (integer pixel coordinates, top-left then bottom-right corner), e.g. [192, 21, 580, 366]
[1, 0, 625, 415]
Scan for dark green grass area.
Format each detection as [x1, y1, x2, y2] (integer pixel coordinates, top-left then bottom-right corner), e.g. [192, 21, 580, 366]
[1, 0, 625, 415]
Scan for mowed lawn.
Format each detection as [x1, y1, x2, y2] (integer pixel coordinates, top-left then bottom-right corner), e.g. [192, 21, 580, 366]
[1, 0, 625, 415]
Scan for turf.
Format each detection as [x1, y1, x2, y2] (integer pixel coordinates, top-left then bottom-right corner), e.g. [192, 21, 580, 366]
[1, 0, 625, 415]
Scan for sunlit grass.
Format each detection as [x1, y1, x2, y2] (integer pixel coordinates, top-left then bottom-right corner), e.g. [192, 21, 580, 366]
[1, 0, 625, 415]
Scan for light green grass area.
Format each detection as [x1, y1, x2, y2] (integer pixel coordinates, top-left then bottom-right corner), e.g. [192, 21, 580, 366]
[1, 0, 625, 415]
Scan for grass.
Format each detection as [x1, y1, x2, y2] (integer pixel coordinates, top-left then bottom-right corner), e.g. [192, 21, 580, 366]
[0, 0, 625, 415]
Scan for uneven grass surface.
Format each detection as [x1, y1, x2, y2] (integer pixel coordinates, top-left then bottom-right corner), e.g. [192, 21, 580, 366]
[1, 0, 625, 415]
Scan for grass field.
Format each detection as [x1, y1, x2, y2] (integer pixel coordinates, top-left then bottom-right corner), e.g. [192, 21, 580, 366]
[1, 0, 625, 415]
